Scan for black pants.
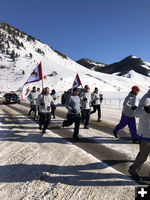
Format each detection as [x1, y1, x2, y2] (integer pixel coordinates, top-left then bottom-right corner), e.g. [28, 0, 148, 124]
[28, 105, 37, 118]
[91, 105, 101, 120]
[62, 114, 81, 137]
[39, 112, 51, 131]
[51, 105, 56, 118]
[82, 109, 91, 127]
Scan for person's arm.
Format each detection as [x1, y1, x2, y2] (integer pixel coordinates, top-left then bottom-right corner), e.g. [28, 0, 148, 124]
[36, 94, 42, 105]
[50, 96, 55, 106]
[123, 96, 136, 110]
[91, 93, 96, 102]
[65, 96, 72, 110]
[100, 94, 103, 103]
[27, 93, 32, 103]
[134, 106, 144, 118]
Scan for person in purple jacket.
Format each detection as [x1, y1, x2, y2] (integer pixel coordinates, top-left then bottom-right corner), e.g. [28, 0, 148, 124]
[113, 86, 140, 143]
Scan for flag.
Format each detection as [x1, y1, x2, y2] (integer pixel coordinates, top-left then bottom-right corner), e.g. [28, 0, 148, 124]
[21, 83, 31, 100]
[25, 62, 43, 84]
[72, 73, 82, 88]
[21, 62, 43, 100]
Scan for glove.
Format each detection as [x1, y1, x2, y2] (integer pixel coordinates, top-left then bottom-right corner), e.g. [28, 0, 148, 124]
[83, 97, 87, 101]
[144, 106, 150, 113]
[40, 102, 45, 106]
[132, 106, 137, 110]
[92, 101, 95, 104]
[71, 109, 77, 114]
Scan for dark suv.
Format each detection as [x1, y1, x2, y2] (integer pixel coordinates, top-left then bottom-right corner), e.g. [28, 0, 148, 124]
[61, 88, 85, 104]
[3, 93, 20, 104]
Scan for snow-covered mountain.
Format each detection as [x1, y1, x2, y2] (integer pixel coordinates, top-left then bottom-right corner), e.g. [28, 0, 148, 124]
[0, 22, 150, 94]
[77, 56, 150, 77]
[76, 58, 106, 71]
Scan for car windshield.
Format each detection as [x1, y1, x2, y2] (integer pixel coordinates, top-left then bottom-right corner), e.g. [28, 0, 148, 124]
[11, 94, 18, 98]
[4, 94, 18, 98]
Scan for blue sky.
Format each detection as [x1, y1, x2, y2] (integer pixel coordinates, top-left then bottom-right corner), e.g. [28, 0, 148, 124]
[0, 0, 150, 64]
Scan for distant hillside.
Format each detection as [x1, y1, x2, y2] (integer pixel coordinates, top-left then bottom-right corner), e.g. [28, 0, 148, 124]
[76, 58, 106, 71]
[77, 56, 150, 77]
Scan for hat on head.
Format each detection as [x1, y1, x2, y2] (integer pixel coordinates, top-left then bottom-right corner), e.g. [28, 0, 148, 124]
[131, 86, 140, 92]
[73, 87, 79, 92]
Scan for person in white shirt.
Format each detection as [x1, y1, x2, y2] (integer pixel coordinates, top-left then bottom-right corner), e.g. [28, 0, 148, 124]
[80, 85, 91, 129]
[37, 87, 54, 134]
[27, 86, 39, 119]
[91, 87, 103, 122]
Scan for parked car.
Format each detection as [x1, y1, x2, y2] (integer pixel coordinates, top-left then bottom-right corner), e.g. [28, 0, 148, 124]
[3, 92, 20, 104]
[61, 88, 85, 104]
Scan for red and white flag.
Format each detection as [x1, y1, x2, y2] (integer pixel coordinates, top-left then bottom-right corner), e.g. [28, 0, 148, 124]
[72, 73, 82, 88]
[21, 62, 43, 100]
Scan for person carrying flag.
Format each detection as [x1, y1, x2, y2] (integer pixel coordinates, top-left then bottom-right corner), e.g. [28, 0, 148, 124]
[37, 87, 54, 134]
[27, 86, 39, 119]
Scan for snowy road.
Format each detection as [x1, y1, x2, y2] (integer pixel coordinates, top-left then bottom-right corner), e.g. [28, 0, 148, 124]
[0, 101, 150, 200]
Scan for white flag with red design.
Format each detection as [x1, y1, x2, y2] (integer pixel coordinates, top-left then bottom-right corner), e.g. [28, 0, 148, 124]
[21, 62, 43, 100]
[72, 73, 82, 88]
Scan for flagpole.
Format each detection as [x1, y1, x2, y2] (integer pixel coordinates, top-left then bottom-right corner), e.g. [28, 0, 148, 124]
[42, 78, 44, 90]
[39, 61, 44, 90]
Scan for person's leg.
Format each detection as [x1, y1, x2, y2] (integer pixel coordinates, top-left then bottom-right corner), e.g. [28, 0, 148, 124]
[130, 140, 150, 172]
[53, 106, 56, 119]
[33, 105, 37, 119]
[97, 105, 101, 121]
[62, 114, 74, 127]
[81, 107, 84, 122]
[82, 109, 86, 122]
[38, 105, 40, 115]
[28, 105, 33, 116]
[43, 113, 51, 131]
[128, 117, 138, 140]
[39, 113, 45, 130]
[91, 105, 96, 114]
[51, 105, 56, 119]
[84, 109, 90, 127]
[114, 115, 128, 133]
[73, 114, 81, 138]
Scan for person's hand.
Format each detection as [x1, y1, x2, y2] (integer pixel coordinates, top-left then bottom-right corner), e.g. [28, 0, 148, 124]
[144, 106, 150, 113]
[132, 106, 137, 110]
[72, 109, 77, 114]
[83, 97, 87, 101]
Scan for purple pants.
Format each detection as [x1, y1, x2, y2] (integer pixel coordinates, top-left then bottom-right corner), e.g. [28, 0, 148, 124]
[114, 115, 137, 140]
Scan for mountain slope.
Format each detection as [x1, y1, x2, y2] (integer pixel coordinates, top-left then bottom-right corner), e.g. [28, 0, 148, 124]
[76, 58, 106, 71]
[0, 22, 150, 93]
[77, 56, 150, 77]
